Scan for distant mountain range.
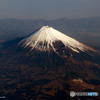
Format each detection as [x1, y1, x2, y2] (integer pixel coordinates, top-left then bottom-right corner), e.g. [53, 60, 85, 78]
[0, 17, 100, 50]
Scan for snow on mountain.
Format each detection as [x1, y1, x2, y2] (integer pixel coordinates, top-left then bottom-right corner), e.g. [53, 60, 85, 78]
[20, 26, 96, 53]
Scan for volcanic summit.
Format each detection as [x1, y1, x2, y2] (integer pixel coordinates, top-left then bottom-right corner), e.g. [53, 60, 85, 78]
[21, 26, 96, 54]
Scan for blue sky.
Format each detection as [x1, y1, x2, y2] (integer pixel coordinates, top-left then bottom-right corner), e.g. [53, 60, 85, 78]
[0, 0, 100, 19]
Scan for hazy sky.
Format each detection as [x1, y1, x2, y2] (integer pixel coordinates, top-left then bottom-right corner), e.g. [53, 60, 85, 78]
[0, 0, 100, 19]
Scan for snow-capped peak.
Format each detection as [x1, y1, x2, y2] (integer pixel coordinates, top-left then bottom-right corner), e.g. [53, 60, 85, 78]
[20, 26, 96, 53]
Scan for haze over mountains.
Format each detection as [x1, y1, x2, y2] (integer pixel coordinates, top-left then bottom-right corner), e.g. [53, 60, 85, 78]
[0, 17, 100, 50]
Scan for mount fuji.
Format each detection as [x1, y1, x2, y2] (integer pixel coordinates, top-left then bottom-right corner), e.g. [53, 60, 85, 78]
[0, 26, 100, 100]
[17, 26, 99, 65]
[1, 26, 99, 65]
[21, 26, 96, 53]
